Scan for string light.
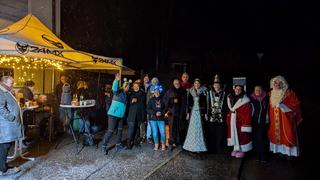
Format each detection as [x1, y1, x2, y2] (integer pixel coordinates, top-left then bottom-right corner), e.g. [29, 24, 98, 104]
[0, 55, 64, 70]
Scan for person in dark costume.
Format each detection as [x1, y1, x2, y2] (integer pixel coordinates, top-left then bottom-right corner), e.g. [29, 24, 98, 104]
[126, 82, 146, 149]
[250, 85, 269, 162]
[205, 74, 227, 153]
[163, 78, 187, 152]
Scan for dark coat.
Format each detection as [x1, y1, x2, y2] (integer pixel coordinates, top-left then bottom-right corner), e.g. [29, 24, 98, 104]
[250, 94, 269, 126]
[55, 83, 63, 102]
[127, 90, 146, 123]
[163, 87, 187, 121]
[147, 96, 165, 121]
[18, 86, 34, 101]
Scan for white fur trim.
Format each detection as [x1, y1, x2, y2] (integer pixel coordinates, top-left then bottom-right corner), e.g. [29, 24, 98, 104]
[227, 95, 250, 112]
[279, 103, 292, 113]
[227, 95, 250, 152]
[270, 142, 299, 157]
[241, 141, 253, 152]
[241, 126, 252, 132]
[228, 112, 240, 151]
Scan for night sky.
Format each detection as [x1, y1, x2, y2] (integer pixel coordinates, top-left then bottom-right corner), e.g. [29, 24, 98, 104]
[61, 0, 318, 94]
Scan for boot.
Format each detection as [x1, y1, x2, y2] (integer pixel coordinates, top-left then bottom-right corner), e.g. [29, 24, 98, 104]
[101, 145, 108, 155]
[168, 145, 173, 152]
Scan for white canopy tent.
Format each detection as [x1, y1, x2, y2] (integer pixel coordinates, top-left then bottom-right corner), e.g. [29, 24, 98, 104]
[0, 14, 134, 93]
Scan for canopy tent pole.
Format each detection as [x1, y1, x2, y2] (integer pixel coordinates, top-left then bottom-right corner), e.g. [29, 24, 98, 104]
[52, 69, 56, 93]
[119, 67, 122, 86]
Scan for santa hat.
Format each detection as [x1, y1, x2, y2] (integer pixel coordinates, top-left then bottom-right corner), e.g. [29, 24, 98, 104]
[233, 77, 246, 91]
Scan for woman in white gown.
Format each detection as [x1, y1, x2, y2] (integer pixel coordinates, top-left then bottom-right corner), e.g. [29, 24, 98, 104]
[183, 78, 208, 152]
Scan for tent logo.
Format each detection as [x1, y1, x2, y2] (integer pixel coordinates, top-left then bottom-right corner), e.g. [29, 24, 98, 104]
[92, 56, 117, 65]
[16, 42, 29, 54]
[42, 34, 64, 49]
[15, 42, 64, 57]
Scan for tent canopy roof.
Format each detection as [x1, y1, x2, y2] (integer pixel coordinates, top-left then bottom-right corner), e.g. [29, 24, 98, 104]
[0, 14, 134, 75]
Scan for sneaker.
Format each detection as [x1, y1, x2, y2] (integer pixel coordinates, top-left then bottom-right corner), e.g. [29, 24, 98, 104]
[231, 151, 237, 157]
[124, 145, 132, 150]
[235, 151, 245, 158]
[154, 144, 159, 150]
[134, 144, 142, 148]
[0, 167, 21, 176]
[147, 138, 153, 144]
[101, 145, 108, 155]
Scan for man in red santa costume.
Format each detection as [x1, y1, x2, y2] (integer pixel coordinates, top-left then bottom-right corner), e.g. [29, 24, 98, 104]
[226, 77, 252, 158]
[268, 75, 302, 157]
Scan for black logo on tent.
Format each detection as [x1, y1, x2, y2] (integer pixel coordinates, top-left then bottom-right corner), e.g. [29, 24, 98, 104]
[42, 34, 64, 49]
[15, 42, 64, 57]
[16, 42, 29, 54]
[92, 56, 117, 65]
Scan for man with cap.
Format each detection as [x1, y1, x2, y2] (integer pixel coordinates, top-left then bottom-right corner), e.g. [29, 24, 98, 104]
[205, 74, 227, 153]
[101, 73, 131, 155]
[226, 77, 252, 158]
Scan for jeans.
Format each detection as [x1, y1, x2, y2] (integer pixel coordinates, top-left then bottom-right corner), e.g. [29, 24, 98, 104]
[102, 115, 123, 146]
[146, 121, 152, 139]
[150, 120, 166, 144]
[0, 143, 11, 173]
[59, 107, 71, 124]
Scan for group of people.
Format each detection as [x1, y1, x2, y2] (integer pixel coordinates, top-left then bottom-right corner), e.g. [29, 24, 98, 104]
[0, 72, 303, 175]
[99, 72, 303, 163]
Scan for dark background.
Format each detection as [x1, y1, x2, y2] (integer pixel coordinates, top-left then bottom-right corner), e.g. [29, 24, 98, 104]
[60, 0, 318, 171]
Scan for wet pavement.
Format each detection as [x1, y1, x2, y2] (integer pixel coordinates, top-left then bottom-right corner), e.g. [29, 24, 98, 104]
[146, 151, 241, 180]
[2, 129, 307, 180]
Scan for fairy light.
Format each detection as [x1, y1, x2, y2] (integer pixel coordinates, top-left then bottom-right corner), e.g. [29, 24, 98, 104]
[0, 54, 64, 70]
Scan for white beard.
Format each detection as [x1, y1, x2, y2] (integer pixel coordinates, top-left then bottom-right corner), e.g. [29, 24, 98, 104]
[270, 89, 285, 108]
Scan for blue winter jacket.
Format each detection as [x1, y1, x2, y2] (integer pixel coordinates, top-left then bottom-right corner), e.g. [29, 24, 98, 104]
[107, 80, 127, 118]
